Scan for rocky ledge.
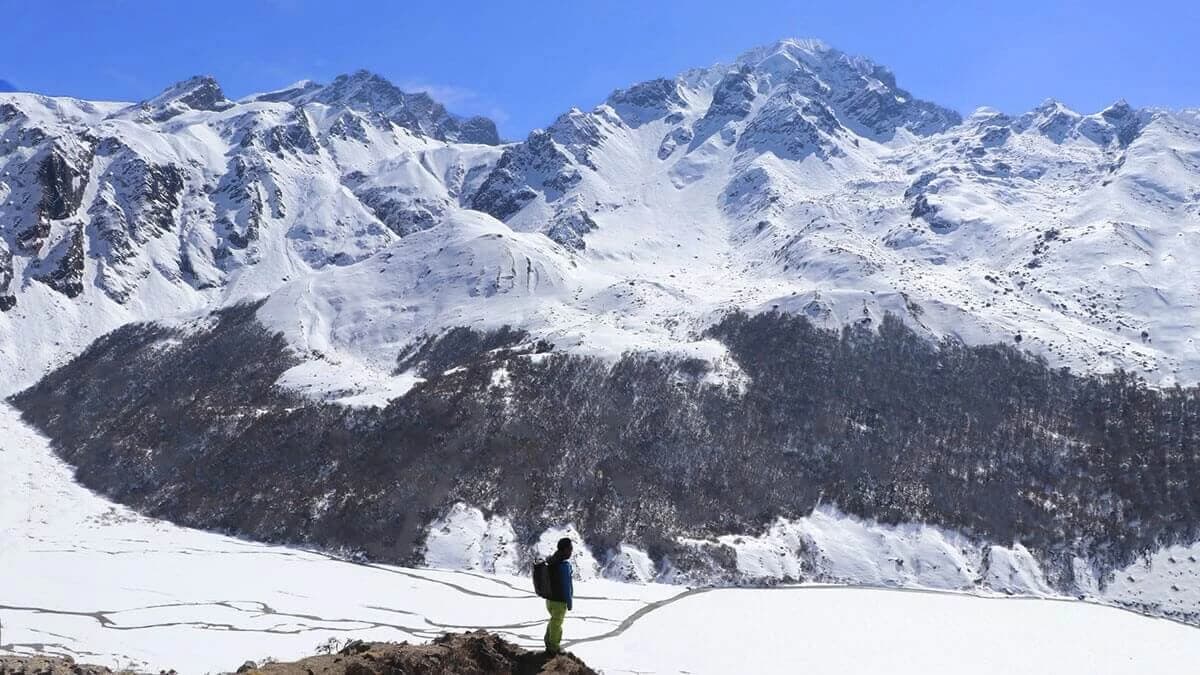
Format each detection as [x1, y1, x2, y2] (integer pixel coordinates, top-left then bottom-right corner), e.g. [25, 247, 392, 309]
[0, 632, 596, 675]
[243, 632, 595, 675]
[0, 654, 147, 674]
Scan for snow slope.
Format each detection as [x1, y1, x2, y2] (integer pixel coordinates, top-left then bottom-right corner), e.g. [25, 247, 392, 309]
[573, 586, 1200, 675]
[243, 40, 1200, 404]
[5, 38, 1200, 403]
[0, 401, 676, 671]
[3, 403, 1199, 674]
[0, 75, 501, 396]
[427, 500, 1200, 626]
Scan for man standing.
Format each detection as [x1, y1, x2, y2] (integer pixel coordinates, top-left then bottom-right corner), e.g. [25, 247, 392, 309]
[544, 537, 574, 655]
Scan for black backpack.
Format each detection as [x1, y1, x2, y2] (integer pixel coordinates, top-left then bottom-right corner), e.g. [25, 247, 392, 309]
[532, 558, 553, 599]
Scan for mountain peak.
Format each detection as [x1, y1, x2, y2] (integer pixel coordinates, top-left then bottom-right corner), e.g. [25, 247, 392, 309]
[1100, 98, 1135, 119]
[154, 75, 229, 109]
[316, 70, 408, 111]
[303, 70, 499, 144]
[735, 37, 832, 66]
[121, 75, 231, 122]
[0, 79, 18, 93]
[721, 37, 959, 139]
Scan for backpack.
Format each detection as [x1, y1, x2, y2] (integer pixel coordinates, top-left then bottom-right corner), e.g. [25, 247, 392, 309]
[532, 559, 553, 599]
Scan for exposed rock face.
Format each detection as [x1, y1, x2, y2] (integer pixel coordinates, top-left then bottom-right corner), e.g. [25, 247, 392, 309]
[354, 187, 445, 237]
[126, 75, 234, 122]
[544, 207, 597, 250]
[39, 224, 86, 297]
[16, 147, 91, 252]
[471, 130, 579, 220]
[469, 107, 612, 230]
[168, 76, 228, 112]
[263, 110, 320, 156]
[607, 77, 687, 127]
[0, 243, 14, 310]
[310, 70, 500, 145]
[245, 633, 597, 675]
[737, 93, 842, 161]
[690, 66, 757, 148]
[0, 634, 591, 675]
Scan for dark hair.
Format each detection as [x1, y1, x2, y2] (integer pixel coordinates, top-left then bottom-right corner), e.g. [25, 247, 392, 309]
[556, 537, 573, 555]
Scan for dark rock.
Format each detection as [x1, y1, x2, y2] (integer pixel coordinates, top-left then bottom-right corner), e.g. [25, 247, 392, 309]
[136, 76, 233, 122]
[0, 101, 23, 123]
[545, 209, 598, 250]
[0, 244, 14, 310]
[737, 94, 841, 161]
[264, 111, 319, 155]
[312, 70, 500, 145]
[440, 115, 501, 146]
[245, 631, 598, 675]
[657, 126, 693, 159]
[471, 130, 580, 220]
[911, 194, 958, 233]
[690, 67, 756, 148]
[354, 187, 445, 237]
[171, 76, 229, 112]
[17, 147, 91, 251]
[0, 653, 130, 674]
[607, 78, 687, 127]
[328, 110, 372, 143]
[39, 225, 86, 297]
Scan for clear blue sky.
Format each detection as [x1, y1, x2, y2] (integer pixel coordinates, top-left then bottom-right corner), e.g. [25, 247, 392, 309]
[3, 0, 1197, 139]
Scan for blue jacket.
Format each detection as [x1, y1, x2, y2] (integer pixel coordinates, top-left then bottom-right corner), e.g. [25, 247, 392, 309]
[549, 557, 574, 610]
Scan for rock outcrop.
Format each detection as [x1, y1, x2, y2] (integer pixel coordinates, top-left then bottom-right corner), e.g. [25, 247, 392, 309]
[0, 653, 139, 674]
[244, 633, 595, 675]
[0, 633, 595, 675]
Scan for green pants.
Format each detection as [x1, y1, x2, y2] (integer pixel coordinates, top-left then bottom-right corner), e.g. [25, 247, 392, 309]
[544, 599, 568, 652]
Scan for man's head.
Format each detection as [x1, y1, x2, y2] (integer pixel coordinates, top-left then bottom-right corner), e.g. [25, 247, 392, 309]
[556, 537, 573, 558]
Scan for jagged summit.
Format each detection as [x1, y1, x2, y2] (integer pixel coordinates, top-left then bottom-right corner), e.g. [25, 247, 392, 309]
[243, 69, 502, 144]
[122, 74, 232, 121]
[306, 69, 501, 144]
[312, 69, 412, 111]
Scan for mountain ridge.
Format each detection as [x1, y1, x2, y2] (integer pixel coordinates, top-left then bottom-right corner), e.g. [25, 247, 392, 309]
[3, 37, 1198, 401]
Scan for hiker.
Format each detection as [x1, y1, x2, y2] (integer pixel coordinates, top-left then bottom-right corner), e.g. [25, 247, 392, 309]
[543, 537, 574, 654]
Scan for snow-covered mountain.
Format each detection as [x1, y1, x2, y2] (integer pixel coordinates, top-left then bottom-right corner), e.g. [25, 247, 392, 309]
[0, 70, 501, 394]
[6, 38, 1200, 622]
[4, 38, 1199, 399]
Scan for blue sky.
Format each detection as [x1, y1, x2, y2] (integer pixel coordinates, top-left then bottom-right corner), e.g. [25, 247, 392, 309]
[2, 0, 1196, 139]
